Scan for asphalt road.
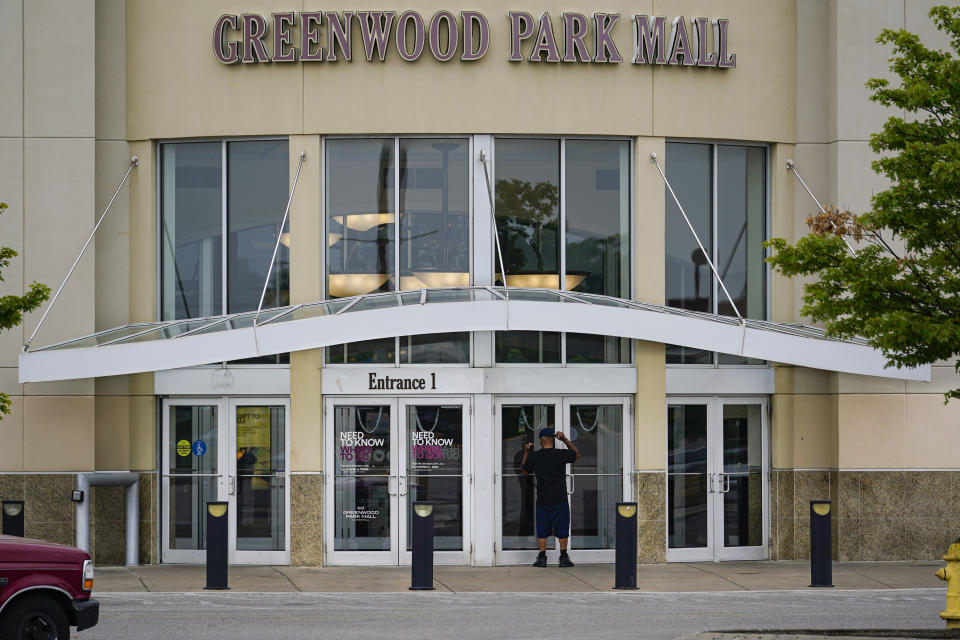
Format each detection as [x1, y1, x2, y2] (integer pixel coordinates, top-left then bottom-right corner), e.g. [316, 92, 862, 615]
[76, 589, 947, 640]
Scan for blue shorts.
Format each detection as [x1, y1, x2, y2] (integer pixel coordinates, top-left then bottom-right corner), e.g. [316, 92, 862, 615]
[535, 502, 570, 539]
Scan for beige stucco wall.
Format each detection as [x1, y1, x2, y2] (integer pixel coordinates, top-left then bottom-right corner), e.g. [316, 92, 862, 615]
[125, 0, 797, 142]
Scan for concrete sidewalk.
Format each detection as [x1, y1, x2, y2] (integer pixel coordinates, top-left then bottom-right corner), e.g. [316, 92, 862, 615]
[92, 560, 948, 594]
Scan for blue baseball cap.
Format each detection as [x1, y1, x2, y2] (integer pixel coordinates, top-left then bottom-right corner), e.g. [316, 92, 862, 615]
[538, 428, 555, 439]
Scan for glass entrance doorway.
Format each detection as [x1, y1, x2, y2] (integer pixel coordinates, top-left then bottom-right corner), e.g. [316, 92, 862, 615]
[666, 397, 769, 561]
[495, 397, 631, 564]
[161, 398, 290, 564]
[324, 397, 470, 565]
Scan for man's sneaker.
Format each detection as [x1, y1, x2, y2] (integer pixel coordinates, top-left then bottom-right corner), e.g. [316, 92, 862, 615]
[558, 553, 575, 568]
[532, 552, 547, 568]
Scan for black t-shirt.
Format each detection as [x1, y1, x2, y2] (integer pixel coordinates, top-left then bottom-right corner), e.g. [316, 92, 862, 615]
[522, 447, 577, 506]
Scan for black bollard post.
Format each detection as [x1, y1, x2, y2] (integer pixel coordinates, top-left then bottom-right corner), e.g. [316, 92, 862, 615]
[205, 502, 229, 590]
[410, 502, 435, 591]
[2, 501, 24, 537]
[614, 502, 638, 590]
[809, 500, 833, 588]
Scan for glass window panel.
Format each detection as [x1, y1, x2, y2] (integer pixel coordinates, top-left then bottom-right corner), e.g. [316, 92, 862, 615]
[722, 404, 763, 547]
[167, 405, 218, 551]
[161, 142, 222, 320]
[565, 334, 630, 364]
[400, 333, 470, 364]
[235, 406, 286, 551]
[667, 404, 708, 549]
[665, 142, 713, 364]
[326, 338, 396, 364]
[326, 139, 395, 298]
[565, 140, 630, 298]
[333, 405, 392, 551]
[717, 145, 767, 365]
[495, 138, 559, 363]
[398, 139, 470, 291]
[495, 330, 560, 364]
[228, 140, 290, 314]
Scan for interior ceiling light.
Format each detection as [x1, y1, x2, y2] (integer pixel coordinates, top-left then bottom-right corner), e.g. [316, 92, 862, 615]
[328, 233, 343, 246]
[279, 232, 291, 248]
[410, 272, 470, 288]
[331, 213, 396, 232]
[328, 273, 390, 298]
[497, 274, 587, 290]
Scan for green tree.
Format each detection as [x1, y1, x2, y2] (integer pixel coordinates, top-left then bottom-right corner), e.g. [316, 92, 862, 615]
[0, 201, 51, 415]
[766, 6, 960, 400]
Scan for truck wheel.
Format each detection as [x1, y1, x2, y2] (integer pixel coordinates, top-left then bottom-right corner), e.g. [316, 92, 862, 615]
[0, 594, 70, 640]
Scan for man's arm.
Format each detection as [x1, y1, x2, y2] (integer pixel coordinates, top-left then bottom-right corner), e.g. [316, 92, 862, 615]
[521, 442, 533, 475]
[555, 432, 581, 460]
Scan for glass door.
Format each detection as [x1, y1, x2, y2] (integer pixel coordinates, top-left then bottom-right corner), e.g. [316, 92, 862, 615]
[229, 399, 289, 564]
[563, 399, 631, 562]
[162, 400, 227, 563]
[325, 398, 470, 565]
[400, 399, 470, 565]
[326, 400, 398, 565]
[666, 397, 768, 562]
[495, 398, 561, 564]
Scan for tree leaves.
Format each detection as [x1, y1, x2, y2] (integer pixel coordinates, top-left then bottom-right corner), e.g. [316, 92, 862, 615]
[767, 6, 960, 401]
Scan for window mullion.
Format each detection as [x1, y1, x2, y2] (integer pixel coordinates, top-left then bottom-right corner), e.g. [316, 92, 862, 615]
[221, 140, 228, 318]
[394, 136, 401, 366]
[711, 143, 719, 368]
[560, 137, 566, 365]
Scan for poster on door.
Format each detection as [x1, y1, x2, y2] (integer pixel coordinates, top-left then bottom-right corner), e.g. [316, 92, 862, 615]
[409, 407, 461, 472]
[236, 407, 272, 489]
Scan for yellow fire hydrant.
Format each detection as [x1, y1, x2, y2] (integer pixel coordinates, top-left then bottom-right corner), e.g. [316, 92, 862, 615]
[935, 540, 960, 629]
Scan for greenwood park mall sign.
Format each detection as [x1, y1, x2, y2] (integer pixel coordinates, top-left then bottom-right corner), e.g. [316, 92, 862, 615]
[213, 11, 736, 67]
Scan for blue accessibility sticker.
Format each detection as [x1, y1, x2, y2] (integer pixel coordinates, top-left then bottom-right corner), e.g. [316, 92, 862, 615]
[192, 439, 207, 456]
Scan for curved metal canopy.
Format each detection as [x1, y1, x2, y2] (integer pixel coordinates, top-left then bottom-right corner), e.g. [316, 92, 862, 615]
[18, 287, 930, 383]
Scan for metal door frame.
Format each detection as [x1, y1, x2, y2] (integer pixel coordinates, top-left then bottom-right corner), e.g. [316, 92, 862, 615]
[227, 397, 291, 565]
[494, 396, 632, 565]
[161, 398, 228, 564]
[665, 396, 769, 562]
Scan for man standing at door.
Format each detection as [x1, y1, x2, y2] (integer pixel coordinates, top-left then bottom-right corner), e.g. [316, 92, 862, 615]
[521, 427, 580, 568]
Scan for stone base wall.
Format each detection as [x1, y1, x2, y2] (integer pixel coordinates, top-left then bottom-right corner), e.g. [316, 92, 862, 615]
[0, 472, 159, 565]
[771, 470, 960, 561]
[634, 472, 666, 563]
[290, 473, 323, 565]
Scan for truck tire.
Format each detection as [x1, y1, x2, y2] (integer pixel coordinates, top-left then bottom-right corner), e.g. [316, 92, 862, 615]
[0, 594, 70, 640]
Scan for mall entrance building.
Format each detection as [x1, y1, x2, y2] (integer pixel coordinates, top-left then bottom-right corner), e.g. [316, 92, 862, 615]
[1, 1, 958, 567]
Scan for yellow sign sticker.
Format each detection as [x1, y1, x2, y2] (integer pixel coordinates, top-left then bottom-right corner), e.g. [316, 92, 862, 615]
[176, 439, 191, 457]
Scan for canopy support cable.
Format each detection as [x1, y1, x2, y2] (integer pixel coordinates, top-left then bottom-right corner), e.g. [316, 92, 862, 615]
[255, 150, 305, 326]
[649, 153, 743, 321]
[478, 150, 509, 298]
[786, 159, 857, 256]
[24, 156, 139, 352]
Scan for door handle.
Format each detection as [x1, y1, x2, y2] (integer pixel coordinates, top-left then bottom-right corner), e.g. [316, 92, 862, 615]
[566, 475, 574, 496]
[388, 475, 397, 495]
[228, 475, 236, 496]
[723, 474, 732, 494]
[707, 472, 714, 494]
[399, 476, 408, 496]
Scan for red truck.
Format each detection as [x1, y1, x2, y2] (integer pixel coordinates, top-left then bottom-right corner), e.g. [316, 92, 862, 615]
[0, 535, 99, 639]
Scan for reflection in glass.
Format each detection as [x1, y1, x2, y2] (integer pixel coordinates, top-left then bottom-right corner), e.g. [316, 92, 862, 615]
[568, 405, 622, 549]
[326, 339, 396, 364]
[667, 404, 708, 549]
[161, 143, 222, 320]
[400, 333, 470, 364]
[235, 406, 286, 551]
[168, 405, 218, 550]
[405, 405, 463, 551]
[500, 404, 555, 549]
[333, 405, 392, 551]
[228, 141, 290, 313]
[665, 143, 712, 364]
[717, 146, 767, 365]
[566, 333, 630, 364]
[495, 139, 559, 363]
[398, 139, 470, 290]
[722, 404, 763, 548]
[326, 139, 395, 298]
[495, 330, 560, 364]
